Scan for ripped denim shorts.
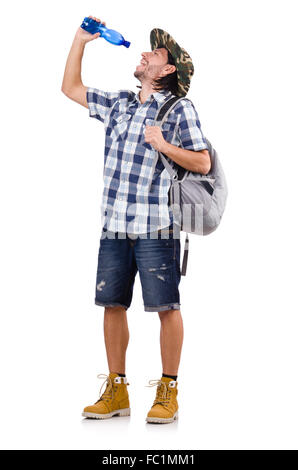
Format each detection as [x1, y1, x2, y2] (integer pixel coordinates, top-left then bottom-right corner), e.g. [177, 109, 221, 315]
[94, 224, 181, 312]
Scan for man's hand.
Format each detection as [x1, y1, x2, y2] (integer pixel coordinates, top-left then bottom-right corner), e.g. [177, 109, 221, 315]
[144, 126, 167, 152]
[74, 16, 106, 44]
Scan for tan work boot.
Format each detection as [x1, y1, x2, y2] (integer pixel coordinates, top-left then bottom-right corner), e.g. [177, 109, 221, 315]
[82, 373, 130, 419]
[146, 376, 178, 424]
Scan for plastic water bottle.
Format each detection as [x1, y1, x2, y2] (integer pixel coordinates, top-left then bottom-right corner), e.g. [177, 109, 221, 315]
[80, 17, 130, 48]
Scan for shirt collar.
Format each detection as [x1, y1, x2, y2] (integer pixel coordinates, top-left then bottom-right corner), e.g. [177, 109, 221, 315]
[134, 89, 172, 105]
[152, 90, 172, 103]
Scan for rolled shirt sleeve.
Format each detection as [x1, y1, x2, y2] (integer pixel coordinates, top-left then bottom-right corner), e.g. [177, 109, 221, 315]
[178, 99, 208, 151]
[86, 87, 120, 123]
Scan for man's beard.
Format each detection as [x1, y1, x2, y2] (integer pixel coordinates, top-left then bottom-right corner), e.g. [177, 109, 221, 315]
[134, 65, 159, 82]
[134, 69, 144, 81]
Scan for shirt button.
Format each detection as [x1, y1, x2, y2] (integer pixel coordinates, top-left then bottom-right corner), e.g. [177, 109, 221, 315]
[119, 197, 123, 201]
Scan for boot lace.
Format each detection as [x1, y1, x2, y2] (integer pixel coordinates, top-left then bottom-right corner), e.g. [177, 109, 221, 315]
[95, 374, 115, 403]
[147, 379, 172, 408]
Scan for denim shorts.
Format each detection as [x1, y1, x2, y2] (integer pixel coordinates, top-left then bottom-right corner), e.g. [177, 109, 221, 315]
[94, 224, 181, 312]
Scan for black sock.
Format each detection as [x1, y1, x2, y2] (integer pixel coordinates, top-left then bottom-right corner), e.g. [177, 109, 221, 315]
[117, 373, 126, 377]
[162, 373, 177, 381]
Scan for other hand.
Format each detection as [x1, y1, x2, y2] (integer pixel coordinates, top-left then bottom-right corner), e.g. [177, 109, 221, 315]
[144, 126, 166, 152]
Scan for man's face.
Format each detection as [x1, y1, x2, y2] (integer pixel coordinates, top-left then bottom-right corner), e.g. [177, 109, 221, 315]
[134, 47, 170, 82]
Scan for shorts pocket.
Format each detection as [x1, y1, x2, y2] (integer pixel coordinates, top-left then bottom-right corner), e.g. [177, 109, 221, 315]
[162, 237, 176, 261]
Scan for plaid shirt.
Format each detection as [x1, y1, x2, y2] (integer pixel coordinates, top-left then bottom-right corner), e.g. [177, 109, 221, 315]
[86, 87, 208, 234]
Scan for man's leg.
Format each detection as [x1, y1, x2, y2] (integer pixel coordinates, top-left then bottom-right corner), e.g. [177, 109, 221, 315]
[158, 309, 184, 376]
[145, 309, 183, 423]
[82, 305, 130, 419]
[104, 306, 129, 375]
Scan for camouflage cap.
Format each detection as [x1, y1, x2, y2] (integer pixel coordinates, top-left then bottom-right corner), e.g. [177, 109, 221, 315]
[150, 28, 194, 97]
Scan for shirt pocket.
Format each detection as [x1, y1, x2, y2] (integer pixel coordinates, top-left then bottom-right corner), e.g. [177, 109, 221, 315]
[161, 117, 179, 144]
[110, 112, 132, 142]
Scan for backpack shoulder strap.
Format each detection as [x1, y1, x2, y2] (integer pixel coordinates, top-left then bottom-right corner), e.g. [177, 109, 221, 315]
[154, 97, 191, 276]
[154, 96, 183, 124]
[151, 96, 184, 180]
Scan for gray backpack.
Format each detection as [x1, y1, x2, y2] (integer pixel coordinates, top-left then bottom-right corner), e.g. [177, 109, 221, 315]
[152, 96, 228, 275]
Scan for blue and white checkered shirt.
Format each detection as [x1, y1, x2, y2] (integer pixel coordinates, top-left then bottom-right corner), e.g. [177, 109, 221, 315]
[86, 87, 208, 234]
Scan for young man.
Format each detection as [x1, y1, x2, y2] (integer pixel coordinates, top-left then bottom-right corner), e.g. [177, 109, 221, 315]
[61, 16, 211, 424]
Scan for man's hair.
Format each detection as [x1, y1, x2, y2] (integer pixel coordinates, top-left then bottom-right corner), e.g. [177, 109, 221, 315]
[152, 48, 179, 96]
[136, 48, 179, 96]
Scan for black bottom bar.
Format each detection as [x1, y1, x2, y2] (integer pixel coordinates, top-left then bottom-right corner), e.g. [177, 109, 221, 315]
[0, 450, 297, 467]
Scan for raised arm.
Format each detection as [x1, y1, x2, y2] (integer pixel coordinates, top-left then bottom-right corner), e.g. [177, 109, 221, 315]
[61, 16, 105, 108]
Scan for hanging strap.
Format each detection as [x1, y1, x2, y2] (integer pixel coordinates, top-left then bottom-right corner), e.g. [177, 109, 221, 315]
[181, 233, 189, 276]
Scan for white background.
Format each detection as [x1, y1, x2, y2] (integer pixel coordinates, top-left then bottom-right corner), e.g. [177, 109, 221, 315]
[1, 0, 298, 450]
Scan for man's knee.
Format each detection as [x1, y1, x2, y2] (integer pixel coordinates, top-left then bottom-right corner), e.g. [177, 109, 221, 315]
[104, 305, 127, 314]
[158, 309, 180, 320]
